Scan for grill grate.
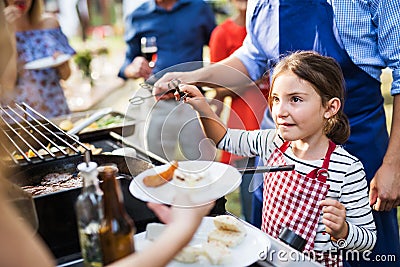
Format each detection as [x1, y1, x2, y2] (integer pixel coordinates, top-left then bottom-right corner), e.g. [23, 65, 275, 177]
[0, 102, 90, 167]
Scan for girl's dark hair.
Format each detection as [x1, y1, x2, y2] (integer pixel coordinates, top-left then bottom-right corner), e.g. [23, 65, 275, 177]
[269, 51, 350, 144]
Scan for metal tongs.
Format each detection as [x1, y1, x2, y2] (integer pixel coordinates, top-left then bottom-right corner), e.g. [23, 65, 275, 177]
[237, 164, 295, 174]
[129, 79, 187, 105]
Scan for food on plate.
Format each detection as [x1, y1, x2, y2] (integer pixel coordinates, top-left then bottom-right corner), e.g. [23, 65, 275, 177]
[207, 229, 246, 248]
[145, 223, 166, 241]
[202, 241, 232, 265]
[213, 214, 246, 233]
[207, 215, 247, 247]
[143, 215, 247, 265]
[145, 223, 202, 263]
[172, 168, 208, 187]
[143, 161, 178, 187]
[174, 246, 203, 263]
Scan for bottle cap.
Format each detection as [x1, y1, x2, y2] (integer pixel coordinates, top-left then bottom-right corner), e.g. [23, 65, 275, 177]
[77, 161, 98, 173]
[278, 227, 307, 251]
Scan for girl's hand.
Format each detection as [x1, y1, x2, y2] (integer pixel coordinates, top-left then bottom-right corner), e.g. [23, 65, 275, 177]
[320, 199, 348, 240]
[175, 84, 208, 112]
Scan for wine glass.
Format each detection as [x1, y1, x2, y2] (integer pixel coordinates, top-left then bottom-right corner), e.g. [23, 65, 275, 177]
[141, 36, 158, 68]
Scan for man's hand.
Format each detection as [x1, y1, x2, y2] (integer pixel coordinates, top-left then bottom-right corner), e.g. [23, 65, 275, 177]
[369, 161, 400, 211]
[124, 56, 152, 80]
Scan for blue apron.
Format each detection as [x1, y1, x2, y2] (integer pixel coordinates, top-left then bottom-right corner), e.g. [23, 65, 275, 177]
[251, 0, 400, 266]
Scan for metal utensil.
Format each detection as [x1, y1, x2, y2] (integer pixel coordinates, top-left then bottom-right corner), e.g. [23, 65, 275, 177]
[129, 79, 187, 105]
[237, 164, 295, 174]
[110, 131, 295, 173]
[109, 131, 169, 165]
[129, 88, 178, 105]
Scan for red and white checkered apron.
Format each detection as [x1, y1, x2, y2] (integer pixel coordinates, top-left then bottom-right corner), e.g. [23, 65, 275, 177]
[261, 140, 342, 267]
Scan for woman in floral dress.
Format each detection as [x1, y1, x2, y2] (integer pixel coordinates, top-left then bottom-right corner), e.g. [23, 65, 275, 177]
[3, 0, 75, 117]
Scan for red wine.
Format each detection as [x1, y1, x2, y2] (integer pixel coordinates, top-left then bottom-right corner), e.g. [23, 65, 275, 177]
[141, 46, 157, 62]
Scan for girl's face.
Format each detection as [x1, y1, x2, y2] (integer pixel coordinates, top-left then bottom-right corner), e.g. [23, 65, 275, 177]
[271, 71, 328, 143]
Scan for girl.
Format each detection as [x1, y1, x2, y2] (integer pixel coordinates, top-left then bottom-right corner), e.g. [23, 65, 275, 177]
[176, 51, 377, 266]
[3, 0, 75, 117]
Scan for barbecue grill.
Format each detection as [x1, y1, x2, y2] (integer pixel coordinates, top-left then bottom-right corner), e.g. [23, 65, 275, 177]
[0, 102, 90, 168]
[0, 103, 226, 266]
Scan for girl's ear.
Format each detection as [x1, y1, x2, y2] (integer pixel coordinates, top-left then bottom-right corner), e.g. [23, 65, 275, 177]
[324, 97, 341, 119]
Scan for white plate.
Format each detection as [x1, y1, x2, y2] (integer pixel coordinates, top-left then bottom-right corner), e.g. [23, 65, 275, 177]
[129, 161, 242, 205]
[24, 54, 71, 70]
[134, 216, 270, 267]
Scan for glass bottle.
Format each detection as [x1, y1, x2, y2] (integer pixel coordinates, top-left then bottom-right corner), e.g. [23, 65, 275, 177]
[75, 161, 104, 267]
[98, 164, 135, 265]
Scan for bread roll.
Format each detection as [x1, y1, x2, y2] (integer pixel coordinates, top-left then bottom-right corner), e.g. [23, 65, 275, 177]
[202, 241, 231, 265]
[174, 246, 202, 263]
[145, 223, 165, 241]
[213, 215, 247, 233]
[207, 229, 246, 247]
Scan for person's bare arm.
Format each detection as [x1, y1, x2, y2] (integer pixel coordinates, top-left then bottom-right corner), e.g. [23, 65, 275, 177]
[153, 56, 251, 99]
[0, 3, 17, 94]
[55, 60, 71, 80]
[0, 180, 56, 267]
[369, 94, 400, 211]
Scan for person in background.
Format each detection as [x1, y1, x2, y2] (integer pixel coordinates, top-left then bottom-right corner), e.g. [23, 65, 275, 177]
[177, 51, 377, 266]
[0, 0, 17, 96]
[154, 1, 400, 265]
[119, 0, 217, 162]
[208, 0, 269, 222]
[2, 0, 75, 118]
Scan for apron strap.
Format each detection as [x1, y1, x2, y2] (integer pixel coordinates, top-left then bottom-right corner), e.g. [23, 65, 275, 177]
[279, 141, 291, 153]
[307, 140, 336, 183]
[279, 140, 337, 183]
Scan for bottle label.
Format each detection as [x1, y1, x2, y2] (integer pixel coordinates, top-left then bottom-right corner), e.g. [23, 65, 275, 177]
[79, 222, 103, 267]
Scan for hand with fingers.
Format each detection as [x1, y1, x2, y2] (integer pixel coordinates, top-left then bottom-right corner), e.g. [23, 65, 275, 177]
[153, 72, 193, 100]
[174, 84, 207, 111]
[3, 4, 23, 26]
[369, 161, 400, 211]
[320, 199, 349, 241]
[124, 57, 153, 80]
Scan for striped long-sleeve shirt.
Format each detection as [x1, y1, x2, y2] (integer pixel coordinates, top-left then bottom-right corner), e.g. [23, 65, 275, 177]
[218, 129, 377, 252]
